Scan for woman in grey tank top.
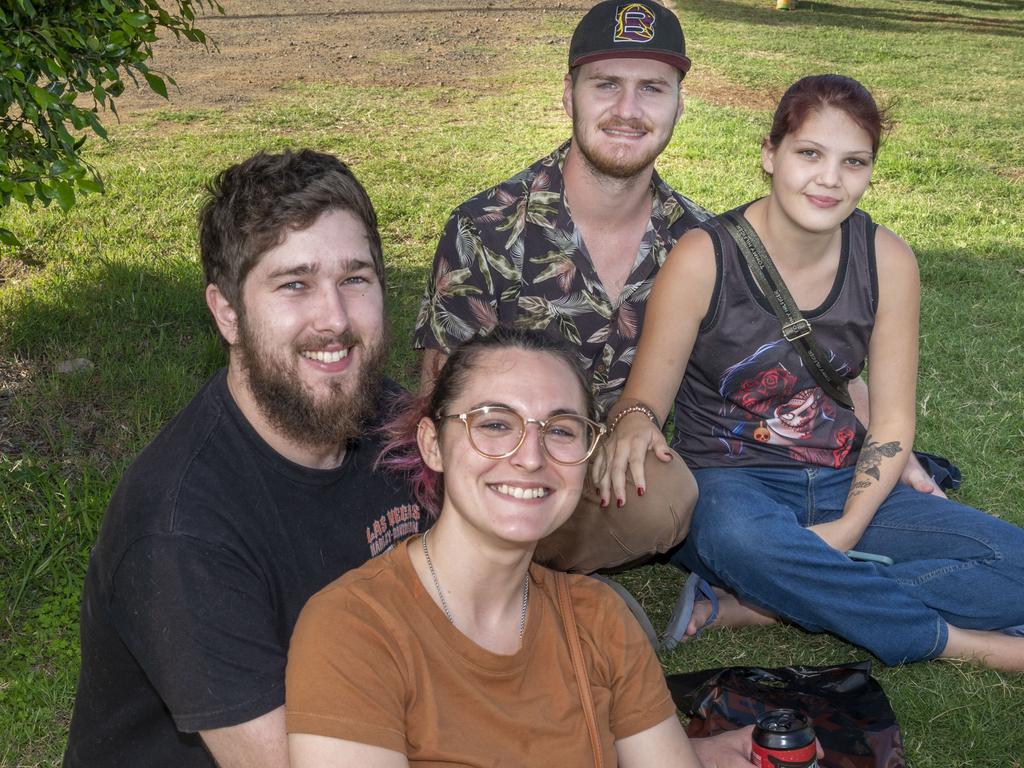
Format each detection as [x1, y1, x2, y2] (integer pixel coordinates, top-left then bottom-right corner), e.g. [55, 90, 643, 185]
[596, 75, 1024, 671]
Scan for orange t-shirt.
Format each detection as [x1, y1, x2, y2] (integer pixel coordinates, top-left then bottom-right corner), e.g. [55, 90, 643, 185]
[286, 536, 675, 767]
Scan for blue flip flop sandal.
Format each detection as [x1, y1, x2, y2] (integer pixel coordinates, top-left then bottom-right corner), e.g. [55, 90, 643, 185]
[660, 572, 719, 651]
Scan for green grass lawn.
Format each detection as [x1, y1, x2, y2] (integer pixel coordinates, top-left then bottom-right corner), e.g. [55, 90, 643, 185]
[2, 0, 1023, 765]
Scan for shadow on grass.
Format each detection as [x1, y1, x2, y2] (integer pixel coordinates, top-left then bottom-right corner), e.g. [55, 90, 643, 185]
[2, 257, 219, 464]
[927, 0, 1024, 11]
[684, 0, 1024, 37]
[2, 252, 434, 459]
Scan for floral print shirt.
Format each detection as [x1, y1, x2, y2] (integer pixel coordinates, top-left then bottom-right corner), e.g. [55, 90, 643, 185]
[413, 140, 710, 416]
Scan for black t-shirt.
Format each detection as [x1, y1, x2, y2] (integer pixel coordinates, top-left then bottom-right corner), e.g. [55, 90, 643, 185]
[63, 370, 423, 768]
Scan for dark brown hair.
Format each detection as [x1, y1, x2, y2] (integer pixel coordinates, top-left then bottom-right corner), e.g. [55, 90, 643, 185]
[198, 149, 384, 313]
[767, 74, 893, 156]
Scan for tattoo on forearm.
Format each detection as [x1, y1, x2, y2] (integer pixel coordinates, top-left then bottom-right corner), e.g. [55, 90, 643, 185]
[848, 437, 903, 498]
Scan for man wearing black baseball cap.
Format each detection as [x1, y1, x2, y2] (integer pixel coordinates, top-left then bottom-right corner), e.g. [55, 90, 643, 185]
[415, 0, 704, 578]
[568, 0, 692, 73]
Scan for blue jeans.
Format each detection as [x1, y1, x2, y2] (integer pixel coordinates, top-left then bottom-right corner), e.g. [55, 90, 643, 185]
[670, 466, 1024, 665]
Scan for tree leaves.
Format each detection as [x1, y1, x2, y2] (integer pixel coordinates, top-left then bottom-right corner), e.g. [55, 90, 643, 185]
[0, 0, 223, 233]
[27, 83, 58, 109]
[14, 0, 37, 20]
[143, 71, 168, 99]
[51, 180, 75, 212]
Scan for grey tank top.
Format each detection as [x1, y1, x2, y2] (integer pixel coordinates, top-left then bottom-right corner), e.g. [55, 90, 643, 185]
[672, 203, 878, 470]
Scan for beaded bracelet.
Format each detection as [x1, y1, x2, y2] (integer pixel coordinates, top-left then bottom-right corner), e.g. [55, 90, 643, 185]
[608, 403, 660, 433]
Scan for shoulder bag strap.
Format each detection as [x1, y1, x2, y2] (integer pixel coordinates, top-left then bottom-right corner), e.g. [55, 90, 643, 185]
[555, 572, 605, 768]
[721, 211, 854, 410]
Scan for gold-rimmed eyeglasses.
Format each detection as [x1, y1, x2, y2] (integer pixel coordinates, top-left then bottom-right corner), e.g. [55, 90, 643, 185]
[440, 406, 606, 466]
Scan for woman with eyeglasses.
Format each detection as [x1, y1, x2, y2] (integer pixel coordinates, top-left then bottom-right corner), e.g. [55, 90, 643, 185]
[283, 327, 737, 767]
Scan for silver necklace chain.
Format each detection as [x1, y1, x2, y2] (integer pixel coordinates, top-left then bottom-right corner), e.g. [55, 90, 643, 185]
[422, 528, 529, 639]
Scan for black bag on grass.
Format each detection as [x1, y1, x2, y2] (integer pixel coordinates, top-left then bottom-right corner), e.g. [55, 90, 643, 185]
[667, 661, 904, 768]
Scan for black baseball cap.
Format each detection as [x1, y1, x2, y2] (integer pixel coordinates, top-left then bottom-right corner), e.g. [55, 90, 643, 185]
[569, 1, 691, 76]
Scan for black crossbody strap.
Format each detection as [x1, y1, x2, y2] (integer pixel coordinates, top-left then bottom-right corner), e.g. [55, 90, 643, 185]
[721, 212, 854, 410]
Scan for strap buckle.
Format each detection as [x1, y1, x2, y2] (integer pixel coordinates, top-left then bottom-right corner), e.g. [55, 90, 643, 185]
[782, 318, 812, 341]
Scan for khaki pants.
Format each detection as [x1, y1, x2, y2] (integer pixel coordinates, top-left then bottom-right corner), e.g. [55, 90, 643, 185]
[534, 451, 697, 573]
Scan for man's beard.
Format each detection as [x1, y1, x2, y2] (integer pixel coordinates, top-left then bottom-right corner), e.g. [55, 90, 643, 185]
[572, 114, 669, 180]
[237, 319, 388, 450]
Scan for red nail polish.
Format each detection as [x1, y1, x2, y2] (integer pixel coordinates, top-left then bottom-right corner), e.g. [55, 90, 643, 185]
[600, 498, 608, 508]
[617, 499, 624, 508]
[637, 486, 645, 497]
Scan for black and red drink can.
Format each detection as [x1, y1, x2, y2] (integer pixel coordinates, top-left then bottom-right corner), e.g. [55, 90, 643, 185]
[751, 708, 818, 768]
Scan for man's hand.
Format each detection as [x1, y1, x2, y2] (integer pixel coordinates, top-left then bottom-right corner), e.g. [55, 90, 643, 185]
[900, 452, 947, 498]
[692, 726, 754, 768]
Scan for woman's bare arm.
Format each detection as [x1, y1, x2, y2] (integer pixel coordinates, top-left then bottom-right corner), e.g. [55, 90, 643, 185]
[809, 226, 920, 551]
[594, 228, 717, 505]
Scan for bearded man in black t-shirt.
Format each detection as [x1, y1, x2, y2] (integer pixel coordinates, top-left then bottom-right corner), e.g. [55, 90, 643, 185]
[63, 149, 424, 768]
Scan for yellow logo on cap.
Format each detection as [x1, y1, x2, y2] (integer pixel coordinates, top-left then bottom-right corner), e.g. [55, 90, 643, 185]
[614, 3, 656, 43]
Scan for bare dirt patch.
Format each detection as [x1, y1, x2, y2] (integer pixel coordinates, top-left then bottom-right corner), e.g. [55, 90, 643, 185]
[115, 0, 758, 117]
[117, 0, 593, 114]
[691, 70, 777, 110]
